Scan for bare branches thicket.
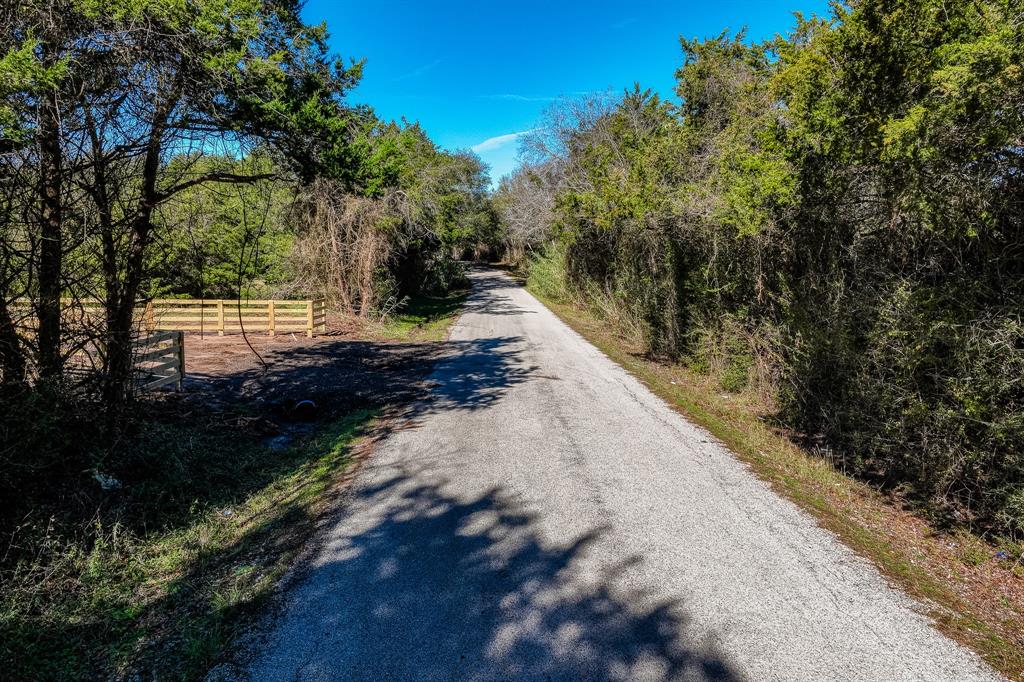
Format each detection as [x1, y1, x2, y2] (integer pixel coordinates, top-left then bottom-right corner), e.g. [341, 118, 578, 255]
[492, 94, 621, 265]
[288, 180, 398, 317]
[493, 162, 560, 264]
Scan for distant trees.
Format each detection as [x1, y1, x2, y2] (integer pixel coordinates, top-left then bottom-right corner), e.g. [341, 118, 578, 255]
[288, 121, 494, 315]
[503, 0, 1024, 534]
[149, 153, 296, 300]
[493, 161, 560, 264]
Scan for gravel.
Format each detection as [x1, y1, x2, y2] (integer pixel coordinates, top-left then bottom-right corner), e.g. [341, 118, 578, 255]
[235, 268, 1000, 682]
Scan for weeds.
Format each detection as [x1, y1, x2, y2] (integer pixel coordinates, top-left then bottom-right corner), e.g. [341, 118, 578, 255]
[0, 409, 375, 680]
[373, 289, 469, 342]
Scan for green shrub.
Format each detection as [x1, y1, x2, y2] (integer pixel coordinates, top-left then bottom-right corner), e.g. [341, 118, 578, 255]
[526, 243, 571, 303]
[511, 0, 1024, 535]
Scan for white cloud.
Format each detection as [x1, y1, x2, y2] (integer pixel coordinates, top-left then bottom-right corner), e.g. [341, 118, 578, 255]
[486, 94, 560, 102]
[470, 130, 536, 154]
[391, 59, 443, 82]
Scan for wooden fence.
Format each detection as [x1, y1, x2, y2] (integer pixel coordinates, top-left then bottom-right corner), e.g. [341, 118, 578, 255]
[8, 297, 324, 391]
[12, 297, 328, 338]
[142, 299, 327, 337]
[133, 330, 184, 392]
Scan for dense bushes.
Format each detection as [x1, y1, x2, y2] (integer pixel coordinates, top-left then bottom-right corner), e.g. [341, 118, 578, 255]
[287, 122, 492, 315]
[504, 0, 1024, 534]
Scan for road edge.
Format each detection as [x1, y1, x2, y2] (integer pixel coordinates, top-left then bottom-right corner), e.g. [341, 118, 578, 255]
[526, 285, 1020, 681]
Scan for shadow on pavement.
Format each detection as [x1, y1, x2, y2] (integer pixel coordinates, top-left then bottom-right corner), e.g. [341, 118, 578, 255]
[246, 467, 737, 681]
[460, 268, 538, 317]
[201, 267, 737, 681]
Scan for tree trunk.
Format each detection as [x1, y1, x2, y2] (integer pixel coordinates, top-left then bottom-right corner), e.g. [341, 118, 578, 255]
[102, 291, 136, 406]
[36, 86, 63, 378]
[86, 111, 124, 402]
[101, 99, 173, 406]
[0, 297, 26, 385]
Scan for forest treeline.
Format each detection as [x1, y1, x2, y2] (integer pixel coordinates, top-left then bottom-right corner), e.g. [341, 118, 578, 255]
[496, 0, 1024, 534]
[2, 0, 1021, 547]
[0, 1, 498, 505]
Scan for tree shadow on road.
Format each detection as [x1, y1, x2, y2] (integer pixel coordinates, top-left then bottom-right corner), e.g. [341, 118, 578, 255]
[185, 334, 536, 421]
[420, 336, 538, 415]
[459, 268, 538, 317]
[191, 273, 736, 681]
[237, 465, 737, 681]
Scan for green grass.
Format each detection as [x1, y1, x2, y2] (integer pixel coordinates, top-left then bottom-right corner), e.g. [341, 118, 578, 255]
[530, 289, 1024, 681]
[375, 288, 469, 342]
[0, 409, 376, 680]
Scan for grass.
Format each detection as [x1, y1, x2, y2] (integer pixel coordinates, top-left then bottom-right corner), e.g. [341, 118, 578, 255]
[1, 408, 377, 681]
[530, 289, 1024, 681]
[1, 284, 471, 680]
[372, 288, 469, 342]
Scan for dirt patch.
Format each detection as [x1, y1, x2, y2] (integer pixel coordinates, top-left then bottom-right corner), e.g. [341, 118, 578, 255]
[177, 330, 448, 423]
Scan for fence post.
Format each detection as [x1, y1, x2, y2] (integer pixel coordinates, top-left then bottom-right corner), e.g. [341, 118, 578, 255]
[144, 301, 155, 332]
[176, 330, 185, 391]
[268, 300, 276, 337]
[217, 300, 225, 336]
[306, 300, 314, 338]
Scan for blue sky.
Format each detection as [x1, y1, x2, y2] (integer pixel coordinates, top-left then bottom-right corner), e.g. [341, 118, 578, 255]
[302, 1, 832, 185]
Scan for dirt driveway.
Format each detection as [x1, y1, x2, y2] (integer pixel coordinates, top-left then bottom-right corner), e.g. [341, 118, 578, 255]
[175, 329, 449, 429]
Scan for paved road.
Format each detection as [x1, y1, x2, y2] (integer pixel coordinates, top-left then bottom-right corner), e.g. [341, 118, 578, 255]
[240, 268, 999, 681]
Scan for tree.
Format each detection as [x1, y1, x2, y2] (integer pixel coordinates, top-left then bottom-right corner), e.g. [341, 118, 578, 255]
[150, 153, 295, 300]
[499, 0, 1024, 531]
[1, 0, 362, 403]
[289, 118, 497, 314]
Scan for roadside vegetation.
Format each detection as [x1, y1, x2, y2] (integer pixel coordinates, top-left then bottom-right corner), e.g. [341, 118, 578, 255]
[2, 409, 375, 680]
[0, 1, 495, 677]
[495, 0, 1024, 675]
[497, 0, 1024, 542]
[373, 289, 471, 342]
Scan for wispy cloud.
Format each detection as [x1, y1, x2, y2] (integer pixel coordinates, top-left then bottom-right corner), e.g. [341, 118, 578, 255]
[485, 94, 561, 103]
[391, 58, 443, 82]
[471, 129, 537, 154]
[610, 17, 638, 29]
[482, 91, 596, 103]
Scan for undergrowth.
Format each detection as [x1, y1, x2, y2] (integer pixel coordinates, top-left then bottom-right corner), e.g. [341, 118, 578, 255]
[374, 288, 469, 342]
[0, 407, 375, 680]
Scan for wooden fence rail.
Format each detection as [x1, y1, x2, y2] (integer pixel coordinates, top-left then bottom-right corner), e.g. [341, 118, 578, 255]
[133, 330, 184, 392]
[142, 299, 327, 337]
[12, 298, 327, 338]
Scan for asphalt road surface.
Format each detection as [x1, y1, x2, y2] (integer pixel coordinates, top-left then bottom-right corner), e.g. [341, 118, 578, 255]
[238, 268, 999, 681]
